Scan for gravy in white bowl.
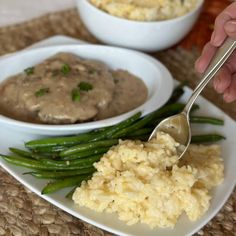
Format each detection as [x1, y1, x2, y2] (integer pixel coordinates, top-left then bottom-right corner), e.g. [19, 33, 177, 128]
[0, 52, 147, 124]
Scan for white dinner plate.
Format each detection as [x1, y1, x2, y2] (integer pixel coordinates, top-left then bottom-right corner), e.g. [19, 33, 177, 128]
[0, 36, 236, 236]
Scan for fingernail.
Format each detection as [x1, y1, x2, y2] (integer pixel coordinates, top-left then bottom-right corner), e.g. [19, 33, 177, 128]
[223, 94, 232, 103]
[211, 31, 224, 47]
[214, 77, 220, 91]
[213, 79, 218, 91]
[195, 59, 202, 72]
[223, 90, 235, 103]
[215, 78, 225, 94]
[195, 58, 207, 74]
[225, 21, 236, 33]
[211, 31, 216, 43]
[211, 31, 220, 46]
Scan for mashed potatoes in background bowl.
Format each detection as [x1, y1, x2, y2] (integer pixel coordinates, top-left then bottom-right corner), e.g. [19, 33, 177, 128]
[90, 0, 200, 21]
[77, 0, 204, 52]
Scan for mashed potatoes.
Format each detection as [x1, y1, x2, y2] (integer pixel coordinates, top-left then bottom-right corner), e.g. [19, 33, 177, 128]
[73, 132, 224, 228]
[90, 0, 201, 21]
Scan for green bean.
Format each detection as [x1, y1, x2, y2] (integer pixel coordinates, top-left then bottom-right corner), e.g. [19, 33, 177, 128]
[127, 135, 149, 141]
[88, 112, 142, 141]
[190, 104, 200, 114]
[150, 114, 223, 129]
[41, 154, 102, 167]
[0, 154, 55, 170]
[166, 88, 184, 105]
[25, 133, 95, 149]
[128, 134, 226, 144]
[166, 81, 188, 104]
[42, 175, 90, 194]
[0, 154, 100, 170]
[112, 103, 186, 138]
[127, 128, 153, 137]
[89, 114, 138, 134]
[60, 139, 118, 157]
[30, 145, 66, 153]
[24, 167, 95, 179]
[142, 103, 200, 127]
[9, 147, 32, 158]
[61, 147, 110, 160]
[89, 126, 110, 134]
[190, 116, 224, 125]
[25, 112, 141, 149]
[191, 134, 226, 144]
[142, 103, 190, 124]
[9, 148, 52, 160]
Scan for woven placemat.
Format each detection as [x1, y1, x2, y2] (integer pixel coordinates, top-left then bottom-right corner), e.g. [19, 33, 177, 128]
[0, 8, 235, 236]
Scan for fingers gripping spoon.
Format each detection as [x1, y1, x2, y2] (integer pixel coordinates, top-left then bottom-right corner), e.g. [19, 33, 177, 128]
[149, 38, 236, 158]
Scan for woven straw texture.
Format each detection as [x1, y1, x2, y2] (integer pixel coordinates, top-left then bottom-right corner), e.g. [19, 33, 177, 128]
[0, 7, 235, 236]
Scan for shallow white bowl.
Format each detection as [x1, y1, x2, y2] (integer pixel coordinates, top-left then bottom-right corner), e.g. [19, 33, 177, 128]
[77, 0, 204, 52]
[0, 44, 173, 136]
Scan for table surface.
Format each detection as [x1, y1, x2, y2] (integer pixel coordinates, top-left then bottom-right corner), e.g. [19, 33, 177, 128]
[0, 0, 75, 27]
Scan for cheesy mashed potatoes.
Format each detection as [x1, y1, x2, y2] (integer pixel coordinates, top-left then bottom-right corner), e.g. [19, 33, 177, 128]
[73, 132, 224, 228]
[90, 0, 200, 21]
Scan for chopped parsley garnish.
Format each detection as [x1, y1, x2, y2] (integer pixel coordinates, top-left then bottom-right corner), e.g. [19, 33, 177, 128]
[24, 67, 34, 75]
[71, 88, 81, 102]
[78, 81, 93, 91]
[61, 64, 71, 75]
[35, 88, 50, 97]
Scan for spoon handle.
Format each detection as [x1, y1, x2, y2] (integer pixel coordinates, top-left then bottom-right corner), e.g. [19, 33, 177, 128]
[183, 38, 236, 116]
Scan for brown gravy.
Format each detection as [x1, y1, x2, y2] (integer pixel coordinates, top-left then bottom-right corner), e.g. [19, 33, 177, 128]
[0, 53, 148, 124]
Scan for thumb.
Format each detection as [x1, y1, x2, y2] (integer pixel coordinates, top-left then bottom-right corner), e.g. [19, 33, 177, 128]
[224, 20, 236, 39]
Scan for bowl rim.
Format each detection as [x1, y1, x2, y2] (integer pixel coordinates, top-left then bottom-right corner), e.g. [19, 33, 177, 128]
[0, 44, 174, 133]
[79, 0, 204, 25]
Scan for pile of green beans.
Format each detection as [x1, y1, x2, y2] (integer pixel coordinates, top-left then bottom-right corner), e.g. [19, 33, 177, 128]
[0, 82, 226, 196]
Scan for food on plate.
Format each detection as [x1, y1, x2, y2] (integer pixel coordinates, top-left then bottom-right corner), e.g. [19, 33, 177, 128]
[73, 131, 224, 228]
[90, 0, 201, 21]
[0, 52, 147, 124]
[0, 82, 225, 211]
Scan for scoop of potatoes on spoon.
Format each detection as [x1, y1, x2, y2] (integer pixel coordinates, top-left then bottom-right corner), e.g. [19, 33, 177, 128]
[149, 38, 236, 158]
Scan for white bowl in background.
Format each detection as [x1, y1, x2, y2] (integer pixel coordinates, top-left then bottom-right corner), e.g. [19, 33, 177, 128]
[77, 0, 204, 52]
[0, 44, 173, 136]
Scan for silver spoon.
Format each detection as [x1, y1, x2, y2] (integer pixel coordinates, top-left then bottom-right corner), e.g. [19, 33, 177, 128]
[149, 38, 236, 158]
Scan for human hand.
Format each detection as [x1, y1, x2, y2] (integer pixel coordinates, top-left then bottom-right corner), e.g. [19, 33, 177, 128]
[195, 2, 236, 103]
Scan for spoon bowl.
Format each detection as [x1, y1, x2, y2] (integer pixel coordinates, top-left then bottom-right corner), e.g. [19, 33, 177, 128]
[149, 38, 236, 158]
[149, 112, 190, 158]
